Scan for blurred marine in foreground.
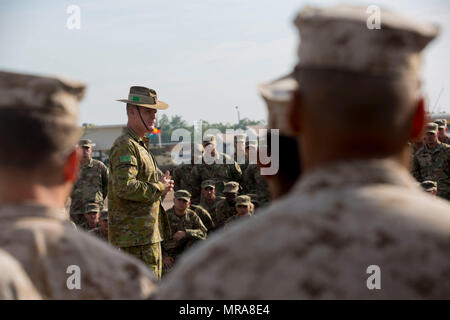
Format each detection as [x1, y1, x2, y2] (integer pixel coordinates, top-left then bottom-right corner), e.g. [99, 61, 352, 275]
[157, 5, 450, 299]
[0, 71, 156, 299]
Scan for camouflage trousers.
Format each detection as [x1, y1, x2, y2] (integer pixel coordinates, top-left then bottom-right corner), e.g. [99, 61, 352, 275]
[120, 242, 162, 281]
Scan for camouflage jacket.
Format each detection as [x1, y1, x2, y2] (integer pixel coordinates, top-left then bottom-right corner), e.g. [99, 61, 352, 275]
[412, 143, 450, 200]
[173, 163, 195, 194]
[156, 159, 450, 299]
[215, 199, 237, 228]
[189, 153, 242, 203]
[162, 207, 207, 258]
[88, 227, 108, 242]
[225, 213, 252, 226]
[199, 197, 220, 217]
[108, 128, 170, 247]
[242, 164, 271, 206]
[79, 221, 98, 232]
[70, 158, 108, 215]
[190, 204, 215, 231]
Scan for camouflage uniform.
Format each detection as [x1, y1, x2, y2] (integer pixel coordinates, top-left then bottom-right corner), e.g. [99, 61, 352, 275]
[190, 204, 215, 231]
[108, 127, 170, 280]
[88, 227, 108, 241]
[242, 164, 271, 207]
[156, 160, 450, 299]
[173, 163, 195, 193]
[0, 249, 41, 300]
[162, 207, 207, 273]
[0, 71, 156, 299]
[156, 5, 450, 300]
[199, 197, 220, 217]
[70, 158, 108, 225]
[225, 213, 252, 225]
[215, 198, 238, 228]
[189, 152, 242, 203]
[412, 142, 450, 200]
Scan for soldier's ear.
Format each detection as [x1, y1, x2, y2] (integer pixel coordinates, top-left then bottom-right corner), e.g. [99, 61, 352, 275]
[410, 97, 425, 141]
[289, 89, 303, 134]
[64, 148, 81, 182]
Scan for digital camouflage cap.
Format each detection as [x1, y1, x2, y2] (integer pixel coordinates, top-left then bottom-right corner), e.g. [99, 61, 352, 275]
[85, 203, 100, 214]
[425, 122, 439, 134]
[174, 190, 191, 201]
[201, 180, 215, 189]
[434, 119, 447, 129]
[235, 195, 252, 207]
[224, 181, 239, 193]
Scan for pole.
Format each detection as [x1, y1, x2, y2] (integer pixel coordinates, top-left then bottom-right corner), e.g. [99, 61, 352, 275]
[235, 106, 240, 128]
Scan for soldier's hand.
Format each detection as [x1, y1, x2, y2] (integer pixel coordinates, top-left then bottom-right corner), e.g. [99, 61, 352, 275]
[163, 256, 174, 268]
[173, 230, 186, 241]
[160, 170, 174, 195]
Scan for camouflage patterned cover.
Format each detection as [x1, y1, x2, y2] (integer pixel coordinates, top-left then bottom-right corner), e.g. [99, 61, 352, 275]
[108, 127, 170, 247]
[412, 143, 450, 200]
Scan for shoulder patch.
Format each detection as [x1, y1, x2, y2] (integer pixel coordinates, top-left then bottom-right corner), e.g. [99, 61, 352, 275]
[120, 155, 131, 163]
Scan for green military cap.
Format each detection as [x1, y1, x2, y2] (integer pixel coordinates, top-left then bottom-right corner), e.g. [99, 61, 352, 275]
[202, 135, 216, 145]
[425, 122, 438, 134]
[420, 180, 437, 192]
[223, 181, 239, 193]
[235, 195, 253, 207]
[201, 180, 215, 189]
[246, 193, 260, 203]
[100, 209, 108, 221]
[434, 119, 447, 129]
[78, 139, 93, 148]
[117, 86, 168, 110]
[85, 203, 100, 214]
[174, 190, 191, 201]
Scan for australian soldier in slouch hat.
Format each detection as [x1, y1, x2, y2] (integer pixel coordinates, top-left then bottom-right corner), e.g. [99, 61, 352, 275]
[109, 86, 174, 280]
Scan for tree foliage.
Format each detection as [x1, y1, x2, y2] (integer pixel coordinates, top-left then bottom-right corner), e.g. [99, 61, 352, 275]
[150, 115, 265, 144]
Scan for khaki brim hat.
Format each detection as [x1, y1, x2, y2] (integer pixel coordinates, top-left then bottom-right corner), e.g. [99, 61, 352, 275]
[116, 98, 168, 110]
[117, 86, 169, 110]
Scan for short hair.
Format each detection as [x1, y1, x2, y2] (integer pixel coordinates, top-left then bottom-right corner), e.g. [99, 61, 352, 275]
[295, 68, 419, 148]
[0, 107, 81, 174]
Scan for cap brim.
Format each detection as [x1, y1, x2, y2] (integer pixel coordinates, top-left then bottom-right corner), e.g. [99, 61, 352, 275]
[175, 197, 190, 202]
[116, 99, 169, 110]
[258, 73, 298, 103]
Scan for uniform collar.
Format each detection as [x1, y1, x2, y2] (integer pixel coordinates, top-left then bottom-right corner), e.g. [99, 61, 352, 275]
[424, 142, 444, 153]
[125, 127, 144, 145]
[0, 202, 67, 222]
[293, 159, 417, 195]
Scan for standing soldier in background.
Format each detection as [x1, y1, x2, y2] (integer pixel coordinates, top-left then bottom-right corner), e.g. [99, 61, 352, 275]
[412, 122, 450, 200]
[109, 86, 174, 281]
[172, 143, 203, 193]
[157, 5, 450, 299]
[215, 181, 239, 228]
[242, 139, 272, 208]
[70, 139, 108, 226]
[0, 71, 156, 299]
[189, 135, 242, 203]
[434, 119, 449, 145]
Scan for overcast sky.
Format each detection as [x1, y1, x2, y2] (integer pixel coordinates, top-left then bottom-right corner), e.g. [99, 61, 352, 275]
[1, 0, 449, 126]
